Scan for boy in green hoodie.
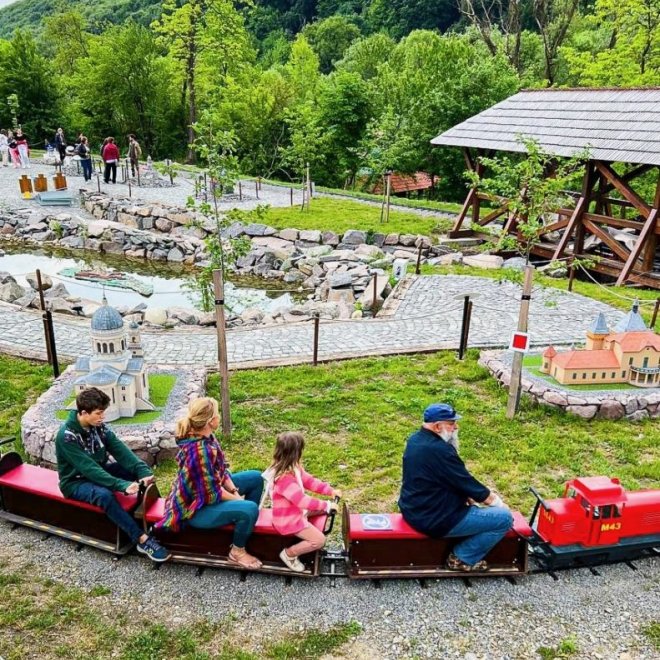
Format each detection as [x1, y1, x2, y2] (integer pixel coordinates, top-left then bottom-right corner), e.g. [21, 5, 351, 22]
[56, 387, 170, 562]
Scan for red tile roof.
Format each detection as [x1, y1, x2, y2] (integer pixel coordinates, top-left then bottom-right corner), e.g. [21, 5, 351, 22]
[543, 346, 557, 358]
[606, 331, 660, 353]
[552, 350, 621, 369]
[372, 172, 434, 194]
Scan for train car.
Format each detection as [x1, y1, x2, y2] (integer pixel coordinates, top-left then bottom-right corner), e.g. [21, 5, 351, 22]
[529, 477, 660, 569]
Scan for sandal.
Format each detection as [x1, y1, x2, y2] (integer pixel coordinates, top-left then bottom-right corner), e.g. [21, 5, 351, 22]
[228, 546, 263, 570]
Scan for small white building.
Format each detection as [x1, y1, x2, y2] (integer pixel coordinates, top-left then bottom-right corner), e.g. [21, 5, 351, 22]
[71, 297, 154, 421]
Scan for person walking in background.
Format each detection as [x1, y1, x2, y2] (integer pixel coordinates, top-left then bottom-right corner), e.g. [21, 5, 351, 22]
[101, 136, 119, 184]
[54, 128, 66, 163]
[128, 134, 141, 177]
[7, 130, 19, 168]
[78, 136, 93, 182]
[0, 129, 9, 167]
[15, 128, 29, 168]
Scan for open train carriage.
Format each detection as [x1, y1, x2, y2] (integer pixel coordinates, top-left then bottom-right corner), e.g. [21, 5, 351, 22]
[528, 478, 660, 570]
[0, 451, 139, 555]
[343, 504, 531, 579]
[136, 483, 335, 577]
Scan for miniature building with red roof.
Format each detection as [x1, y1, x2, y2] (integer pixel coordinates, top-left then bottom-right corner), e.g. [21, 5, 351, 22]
[540, 302, 660, 387]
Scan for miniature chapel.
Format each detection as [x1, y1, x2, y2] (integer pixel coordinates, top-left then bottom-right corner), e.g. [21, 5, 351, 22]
[541, 301, 660, 388]
[70, 297, 154, 420]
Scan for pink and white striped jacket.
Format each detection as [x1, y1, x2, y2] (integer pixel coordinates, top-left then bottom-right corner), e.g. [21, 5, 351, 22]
[267, 467, 333, 535]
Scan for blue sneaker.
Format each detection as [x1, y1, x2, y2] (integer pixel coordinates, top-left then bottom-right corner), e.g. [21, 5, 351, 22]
[137, 536, 171, 562]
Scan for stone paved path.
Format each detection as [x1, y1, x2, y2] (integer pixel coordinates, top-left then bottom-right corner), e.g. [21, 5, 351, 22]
[0, 276, 625, 368]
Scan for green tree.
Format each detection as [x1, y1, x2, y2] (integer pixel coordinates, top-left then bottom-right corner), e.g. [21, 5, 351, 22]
[336, 32, 395, 80]
[302, 15, 361, 74]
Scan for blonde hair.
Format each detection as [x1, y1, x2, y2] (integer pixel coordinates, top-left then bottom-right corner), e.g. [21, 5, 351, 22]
[269, 432, 305, 480]
[175, 397, 219, 439]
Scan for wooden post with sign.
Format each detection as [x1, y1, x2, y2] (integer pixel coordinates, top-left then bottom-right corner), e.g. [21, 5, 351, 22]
[212, 269, 232, 439]
[506, 265, 534, 419]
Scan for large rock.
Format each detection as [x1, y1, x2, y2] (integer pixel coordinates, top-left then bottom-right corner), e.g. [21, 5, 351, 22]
[463, 254, 504, 269]
[240, 307, 265, 325]
[327, 288, 355, 305]
[321, 231, 339, 246]
[598, 400, 625, 420]
[44, 282, 69, 299]
[244, 223, 276, 237]
[566, 405, 598, 420]
[167, 307, 199, 324]
[26, 272, 52, 291]
[358, 274, 389, 310]
[49, 297, 76, 315]
[329, 273, 353, 288]
[0, 280, 26, 303]
[252, 236, 297, 257]
[429, 252, 463, 266]
[144, 307, 168, 325]
[283, 270, 304, 284]
[86, 221, 107, 238]
[399, 233, 417, 247]
[167, 247, 185, 262]
[155, 218, 173, 232]
[355, 244, 384, 259]
[342, 229, 366, 245]
[503, 257, 527, 271]
[278, 228, 299, 242]
[299, 229, 321, 243]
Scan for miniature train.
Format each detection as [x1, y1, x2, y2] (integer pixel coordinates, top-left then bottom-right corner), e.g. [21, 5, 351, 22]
[0, 449, 658, 580]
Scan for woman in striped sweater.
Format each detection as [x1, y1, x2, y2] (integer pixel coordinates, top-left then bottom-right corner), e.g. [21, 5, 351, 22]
[155, 397, 263, 569]
[264, 432, 340, 572]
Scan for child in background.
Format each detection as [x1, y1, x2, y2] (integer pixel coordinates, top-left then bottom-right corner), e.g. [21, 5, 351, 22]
[264, 432, 340, 572]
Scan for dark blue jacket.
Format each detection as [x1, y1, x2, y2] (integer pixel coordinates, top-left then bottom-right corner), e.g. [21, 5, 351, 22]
[398, 427, 490, 537]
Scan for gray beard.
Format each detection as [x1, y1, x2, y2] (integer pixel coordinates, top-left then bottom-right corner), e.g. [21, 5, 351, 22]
[439, 429, 459, 451]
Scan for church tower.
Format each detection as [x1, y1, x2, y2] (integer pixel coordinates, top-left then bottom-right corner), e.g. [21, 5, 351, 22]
[585, 312, 609, 350]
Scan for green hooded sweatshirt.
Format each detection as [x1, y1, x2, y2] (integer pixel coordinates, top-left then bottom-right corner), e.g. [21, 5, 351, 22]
[55, 410, 152, 498]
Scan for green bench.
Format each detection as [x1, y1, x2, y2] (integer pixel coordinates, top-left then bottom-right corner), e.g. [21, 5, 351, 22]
[36, 191, 75, 207]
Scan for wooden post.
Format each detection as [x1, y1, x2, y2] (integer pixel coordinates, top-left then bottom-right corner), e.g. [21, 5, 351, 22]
[568, 257, 576, 292]
[458, 296, 472, 360]
[290, 187, 293, 206]
[238, 181, 243, 201]
[384, 170, 392, 223]
[506, 265, 535, 419]
[136, 159, 141, 187]
[312, 314, 320, 366]
[415, 244, 423, 275]
[36, 269, 52, 366]
[128, 177, 132, 198]
[167, 159, 174, 186]
[651, 298, 660, 330]
[255, 179, 259, 200]
[96, 173, 101, 193]
[212, 269, 231, 439]
[305, 163, 311, 211]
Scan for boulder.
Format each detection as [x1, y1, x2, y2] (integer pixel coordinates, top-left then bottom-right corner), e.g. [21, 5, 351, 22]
[354, 244, 383, 259]
[168, 307, 199, 325]
[503, 257, 527, 271]
[303, 245, 333, 258]
[44, 282, 70, 299]
[598, 400, 625, 420]
[283, 271, 304, 284]
[0, 272, 16, 285]
[86, 221, 107, 238]
[252, 236, 297, 256]
[358, 274, 389, 310]
[627, 409, 649, 422]
[342, 229, 367, 245]
[327, 288, 355, 305]
[399, 233, 417, 247]
[384, 233, 399, 245]
[299, 229, 321, 243]
[244, 223, 276, 237]
[463, 254, 504, 269]
[321, 231, 340, 246]
[278, 228, 299, 242]
[13, 293, 38, 308]
[82, 302, 102, 317]
[144, 307, 168, 325]
[566, 405, 598, 420]
[240, 307, 265, 325]
[221, 221, 246, 238]
[167, 247, 185, 262]
[26, 272, 52, 291]
[155, 218, 173, 232]
[543, 390, 568, 406]
[48, 297, 76, 315]
[329, 273, 353, 289]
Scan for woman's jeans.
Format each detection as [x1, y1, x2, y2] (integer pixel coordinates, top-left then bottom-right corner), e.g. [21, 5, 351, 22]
[445, 505, 513, 565]
[81, 158, 93, 181]
[70, 462, 144, 544]
[189, 470, 263, 548]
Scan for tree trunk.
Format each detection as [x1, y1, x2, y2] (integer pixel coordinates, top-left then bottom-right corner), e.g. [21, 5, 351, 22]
[185, 33, 198, 164]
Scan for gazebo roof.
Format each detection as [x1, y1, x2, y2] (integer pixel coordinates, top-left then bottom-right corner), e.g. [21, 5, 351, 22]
[430, 88, 660, 166]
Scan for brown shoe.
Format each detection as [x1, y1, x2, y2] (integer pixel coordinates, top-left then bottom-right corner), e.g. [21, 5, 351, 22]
[446, 553, 488, 572]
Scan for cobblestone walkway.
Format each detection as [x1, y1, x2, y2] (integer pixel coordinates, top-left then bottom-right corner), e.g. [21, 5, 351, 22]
[0, 276, 624, 368]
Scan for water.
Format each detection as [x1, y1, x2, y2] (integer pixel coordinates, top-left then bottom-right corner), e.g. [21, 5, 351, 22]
[0, 246, 297, 316]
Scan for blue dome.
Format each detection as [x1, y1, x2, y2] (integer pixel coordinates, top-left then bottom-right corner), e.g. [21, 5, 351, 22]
[91, 302, 124, 331]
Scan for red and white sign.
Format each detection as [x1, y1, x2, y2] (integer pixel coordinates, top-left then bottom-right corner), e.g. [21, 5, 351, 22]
[509, 331, 530, 353]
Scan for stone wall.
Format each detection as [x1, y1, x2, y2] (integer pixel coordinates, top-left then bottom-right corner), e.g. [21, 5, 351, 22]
[480, 350, 660, 421]
[21, 366, 207, 466]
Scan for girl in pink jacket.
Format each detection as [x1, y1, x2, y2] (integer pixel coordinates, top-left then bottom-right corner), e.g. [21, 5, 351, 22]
[264, 432, 340, 572]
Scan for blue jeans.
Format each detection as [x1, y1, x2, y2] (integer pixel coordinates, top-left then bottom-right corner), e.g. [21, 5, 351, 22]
[70, 462, 144, 544]
[188, 470, 263, 548]
[81, 158, 93, 181]
[445, 505, 514, 565]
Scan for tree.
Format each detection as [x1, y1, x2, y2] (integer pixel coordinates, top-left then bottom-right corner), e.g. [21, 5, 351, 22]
[152, 0, 253, 162]
[42, 7, 90, 77]
[366, 0, 461, 39]
[302, 15, 361, 74]
[336, 32, 395, 80]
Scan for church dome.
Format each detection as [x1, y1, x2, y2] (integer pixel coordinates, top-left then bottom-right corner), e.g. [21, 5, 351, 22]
[91, 299, 124, 332]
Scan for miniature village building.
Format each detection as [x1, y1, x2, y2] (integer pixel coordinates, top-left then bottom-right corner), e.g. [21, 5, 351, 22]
[71, 297, 154, 421]
[541, 302, 660, 388]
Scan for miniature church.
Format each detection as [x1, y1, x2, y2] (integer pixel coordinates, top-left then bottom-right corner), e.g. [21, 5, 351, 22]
[70, 297, 154, 421]
[541, 301, 660, 388]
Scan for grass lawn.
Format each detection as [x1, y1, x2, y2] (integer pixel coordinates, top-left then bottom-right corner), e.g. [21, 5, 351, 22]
[0, 558, 360, 659]
[264, 197, 453, 236]
[522, 355, 637, 392]
[54, 374, 177, 425]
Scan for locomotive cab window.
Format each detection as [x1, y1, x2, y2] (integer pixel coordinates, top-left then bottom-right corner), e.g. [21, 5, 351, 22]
[600, 505, 621, 519]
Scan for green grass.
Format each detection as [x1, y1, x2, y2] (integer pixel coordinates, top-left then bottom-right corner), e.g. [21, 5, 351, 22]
[54, 374, 176, 425]
[0, 559, 360, 660]
[522, 355, 637, 392]
[643, 622, 660, 650]
[537, 636, 579, 659]
[264, 197, 453, 236]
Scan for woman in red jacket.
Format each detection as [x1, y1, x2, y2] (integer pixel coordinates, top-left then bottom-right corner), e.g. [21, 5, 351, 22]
[101, 137, 120, 184]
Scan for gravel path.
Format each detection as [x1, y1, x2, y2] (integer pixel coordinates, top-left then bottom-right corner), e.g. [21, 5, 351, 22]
[0, 523, 657, 659]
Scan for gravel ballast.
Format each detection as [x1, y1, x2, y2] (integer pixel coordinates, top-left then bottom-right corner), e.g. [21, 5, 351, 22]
[0, 522, 657, 659]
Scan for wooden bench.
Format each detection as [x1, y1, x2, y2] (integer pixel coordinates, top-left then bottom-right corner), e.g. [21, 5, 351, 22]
[0, 452, 139, 555]
[343, 505, 532, 579]
[138, 484, 329, 577]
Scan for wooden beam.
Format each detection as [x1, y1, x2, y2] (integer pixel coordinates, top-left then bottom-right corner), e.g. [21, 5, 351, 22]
[451, 187, 476, 235]
[642, 172, 660, 274]
[478, 203, 509, 226]
[476, 191, 508, 204]
[595, 162, 651, 219]
[540, 218, 570, 234]
[600, 163, 655, 195]
[463, 148, 476, 173]
[582, 212, 646, 231]
[582, 218, 631, 262]
[616, 208, 659, 284]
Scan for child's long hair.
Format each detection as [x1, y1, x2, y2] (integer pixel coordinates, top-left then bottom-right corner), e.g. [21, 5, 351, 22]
[175, 397, 218, 439]
[269, 432, 305, 480]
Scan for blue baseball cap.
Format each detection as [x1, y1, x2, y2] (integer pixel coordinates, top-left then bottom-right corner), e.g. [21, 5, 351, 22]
[423, 403, 462, 423]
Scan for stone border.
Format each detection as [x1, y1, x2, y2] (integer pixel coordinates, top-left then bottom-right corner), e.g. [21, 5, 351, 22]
[21, 365, 207, 466]
[480, 350, 660, 420]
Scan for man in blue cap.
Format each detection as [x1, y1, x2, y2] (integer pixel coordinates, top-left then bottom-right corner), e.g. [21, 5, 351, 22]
[398, 403, 513, 571]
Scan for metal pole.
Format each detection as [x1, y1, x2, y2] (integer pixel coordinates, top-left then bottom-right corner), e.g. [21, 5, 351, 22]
[255, 179, 259, 200]
[128, 177, 132, 198]
[238, 181, 242, 200]
[36, 269, 53, 366]
[167, 159, 173, 185]
[415, 244, 423, 275]
[45, 310, 60, 378]
[458, 295, 470, 360]
[651, 298, 660, 330]
[290, 187, 294, 206]
[506, 265, 535, 419]
[313, 314, 320, 366]
[96, 173, 101, 193]
[305, 163, 311, 210]
[212, 269, 231, 438]
[136, 159, 141, 187]
[372, 272, 378, 316]
[568, 257, 576, 292]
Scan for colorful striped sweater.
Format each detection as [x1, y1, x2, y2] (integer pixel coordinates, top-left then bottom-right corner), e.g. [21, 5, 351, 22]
[155, 435, 228, 532]
[267, 467, 333, 535]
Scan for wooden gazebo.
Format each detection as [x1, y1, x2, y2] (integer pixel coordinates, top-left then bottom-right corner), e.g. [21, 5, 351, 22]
[431, 88, 660, 289]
